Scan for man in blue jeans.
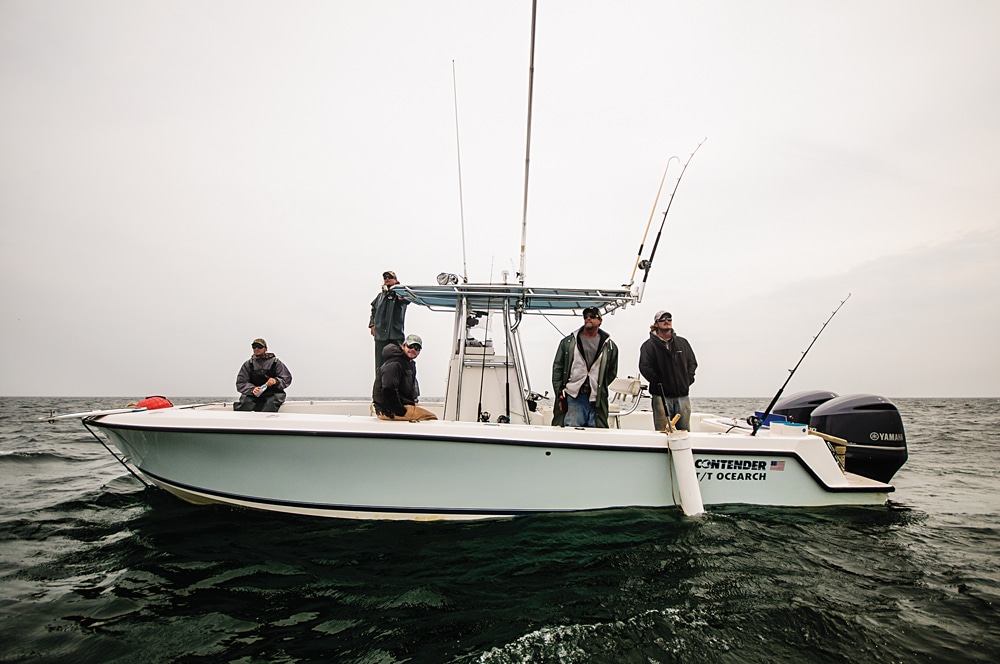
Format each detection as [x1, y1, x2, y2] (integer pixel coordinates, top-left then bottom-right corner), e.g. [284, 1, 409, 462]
[550, 307, 619, 428]
[638, 311, 698, 431]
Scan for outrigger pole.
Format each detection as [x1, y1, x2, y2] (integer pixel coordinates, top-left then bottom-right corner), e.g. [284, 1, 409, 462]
[750, 293, 853, 436]
[633, 138, 706, 302]
[517, 0, 538, 286]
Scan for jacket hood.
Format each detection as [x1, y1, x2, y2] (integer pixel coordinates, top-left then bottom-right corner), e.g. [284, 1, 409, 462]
[381, 343, 407, 361]
[649, 330, 674, 344]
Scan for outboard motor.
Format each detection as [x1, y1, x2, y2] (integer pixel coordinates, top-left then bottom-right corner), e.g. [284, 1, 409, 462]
[772, 390, 838, 424]
[808, 394, 907, 483]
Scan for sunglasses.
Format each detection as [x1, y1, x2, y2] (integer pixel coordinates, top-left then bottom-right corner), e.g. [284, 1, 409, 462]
[406, 344, 422, 351]
[251, 343, 265, 349]
[583, 314, 601, 320]
[657, 318, 672, 323]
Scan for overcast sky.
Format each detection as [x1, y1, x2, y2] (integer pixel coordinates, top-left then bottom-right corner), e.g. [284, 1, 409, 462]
[2, 0, 998, 400]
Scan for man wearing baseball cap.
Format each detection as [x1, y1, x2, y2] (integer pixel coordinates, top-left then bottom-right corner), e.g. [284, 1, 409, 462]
[550, 306, 619, 428]
[639, 311, 698, 431]
[369, 270, 408, 371]
[372, 334, 437, 422]
[235, 338, 293, 412]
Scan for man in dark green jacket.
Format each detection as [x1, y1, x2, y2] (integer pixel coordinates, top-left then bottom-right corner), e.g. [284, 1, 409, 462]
[551, 307, 619, 428]
[369, 270, 408, 370]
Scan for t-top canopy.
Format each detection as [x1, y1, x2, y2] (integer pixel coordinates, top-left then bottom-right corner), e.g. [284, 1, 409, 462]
[394, 283, 637, 316]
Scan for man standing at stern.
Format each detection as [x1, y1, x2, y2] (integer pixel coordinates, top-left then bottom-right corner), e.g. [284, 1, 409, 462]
[370, 270, 408, 370]
[639, 311, 697, 432]
[551, 307, 619, 428]
[235, 338, 293, 412]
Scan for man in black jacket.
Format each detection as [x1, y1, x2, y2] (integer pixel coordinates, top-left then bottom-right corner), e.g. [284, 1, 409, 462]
[638, 311, 697, 431]
[372, 334, 437, 422]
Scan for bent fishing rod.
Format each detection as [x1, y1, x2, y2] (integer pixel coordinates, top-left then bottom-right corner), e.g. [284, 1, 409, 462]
[633, 138, 706, 301]
[627, 154, 679, 287]
[750, 293, 852, 436]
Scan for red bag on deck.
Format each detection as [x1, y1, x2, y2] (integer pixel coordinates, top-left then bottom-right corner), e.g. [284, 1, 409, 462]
[136, 396, 173, 410]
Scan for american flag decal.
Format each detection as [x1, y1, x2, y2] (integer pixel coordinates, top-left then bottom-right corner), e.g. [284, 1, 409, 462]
[770, 460, 785, 471]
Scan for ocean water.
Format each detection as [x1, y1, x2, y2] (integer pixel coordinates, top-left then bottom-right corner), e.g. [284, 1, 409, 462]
[1, 396, 997, 663]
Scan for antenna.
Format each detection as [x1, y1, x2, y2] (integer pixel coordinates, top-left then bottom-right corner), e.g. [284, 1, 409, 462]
[518, 0, 538, 286]
[452, 60, 469, 283]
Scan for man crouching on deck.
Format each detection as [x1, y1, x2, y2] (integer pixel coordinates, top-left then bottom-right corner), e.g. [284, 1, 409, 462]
[372, 334, 438, 422]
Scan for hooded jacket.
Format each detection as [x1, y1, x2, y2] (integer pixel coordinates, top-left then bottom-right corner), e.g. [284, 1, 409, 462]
[551, 328, 619, 428]
[638, 330, 697, 398]
[372, 343, 420, 417]
[236, 353, 293, 396]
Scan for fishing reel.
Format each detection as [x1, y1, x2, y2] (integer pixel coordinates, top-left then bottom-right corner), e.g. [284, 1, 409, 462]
[524, 390, 547, 413]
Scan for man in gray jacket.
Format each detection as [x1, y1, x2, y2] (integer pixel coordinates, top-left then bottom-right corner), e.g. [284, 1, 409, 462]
[369, 270, 408, 370]
[235, 338, 293, 412]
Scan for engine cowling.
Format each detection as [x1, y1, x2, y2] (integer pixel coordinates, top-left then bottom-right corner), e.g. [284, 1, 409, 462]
[772, 390, 838, 424]
[808, 394, 907, 483]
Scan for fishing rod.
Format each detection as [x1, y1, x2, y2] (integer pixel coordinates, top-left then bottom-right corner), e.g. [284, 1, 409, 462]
[627, 154, 679, 287]
[750, 293, 852, 436]
[634, 138, 706, 302]
[474, 299, 495, 424]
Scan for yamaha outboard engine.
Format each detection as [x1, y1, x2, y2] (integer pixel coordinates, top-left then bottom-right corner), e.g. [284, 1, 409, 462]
[808, 394, 907, 483]
[772, 390, 839, 424]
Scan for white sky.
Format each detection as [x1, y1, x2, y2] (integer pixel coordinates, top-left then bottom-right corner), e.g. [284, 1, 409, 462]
[2, 0, 998, 399]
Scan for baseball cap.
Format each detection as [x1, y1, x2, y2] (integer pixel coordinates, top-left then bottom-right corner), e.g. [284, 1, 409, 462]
[654, 311, 672, 323]
[403, 334, 423, 349]
[383, 270, 397, 279]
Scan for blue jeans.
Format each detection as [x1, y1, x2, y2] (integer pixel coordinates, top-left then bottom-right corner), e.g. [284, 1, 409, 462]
[652, 395, 691, 432]
[565, 392, 596, 427]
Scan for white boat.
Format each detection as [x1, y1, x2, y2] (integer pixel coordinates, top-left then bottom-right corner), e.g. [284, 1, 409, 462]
[61, 3, 908, 520]
[68, 283, 908, 521]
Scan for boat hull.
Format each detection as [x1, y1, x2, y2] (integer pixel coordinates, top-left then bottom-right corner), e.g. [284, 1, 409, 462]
[89, 405, 892, 520]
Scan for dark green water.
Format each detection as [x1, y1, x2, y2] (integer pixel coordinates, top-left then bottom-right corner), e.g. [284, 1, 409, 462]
[1, 397, 997, 663]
